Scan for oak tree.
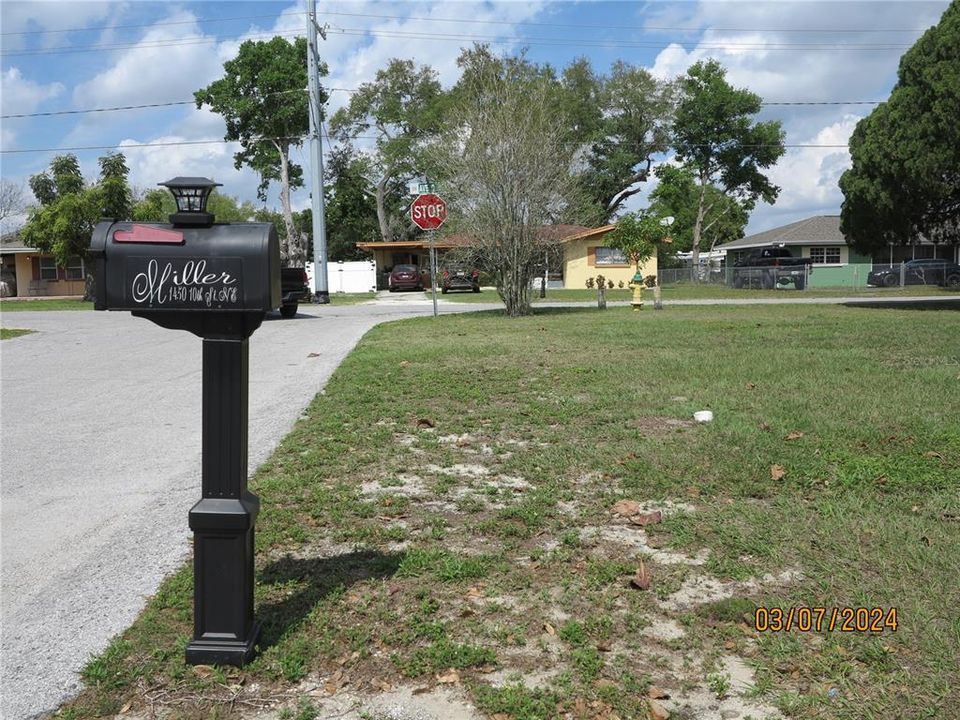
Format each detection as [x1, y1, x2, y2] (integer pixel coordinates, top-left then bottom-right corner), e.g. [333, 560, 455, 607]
[330, 58, 445, 242]
[196, 36, 326, 266]
[672, 60, 784, 271]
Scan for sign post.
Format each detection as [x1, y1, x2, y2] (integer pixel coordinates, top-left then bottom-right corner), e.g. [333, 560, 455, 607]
[410, 193, 448, 318]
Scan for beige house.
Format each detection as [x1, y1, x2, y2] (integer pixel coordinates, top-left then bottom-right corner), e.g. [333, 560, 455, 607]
[1, 234, 87, 297]
[559, 225, 659, 289]
[356, 225, 660, 289]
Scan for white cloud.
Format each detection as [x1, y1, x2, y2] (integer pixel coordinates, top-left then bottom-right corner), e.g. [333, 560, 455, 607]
[72, 10, 224, 108]
[766, 115, 861, 213]
[119, 134, 252, 194]
[1, 67, 64, 115]
[644, 1, 950, 232]
[0, 1, 118, 50]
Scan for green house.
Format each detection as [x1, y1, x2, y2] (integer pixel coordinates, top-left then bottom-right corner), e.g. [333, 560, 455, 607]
[715, 215, 956, 289]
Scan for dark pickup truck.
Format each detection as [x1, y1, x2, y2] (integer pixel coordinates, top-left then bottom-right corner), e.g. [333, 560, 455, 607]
[280, 267, 311, 318]
[731, 247, 813, 290]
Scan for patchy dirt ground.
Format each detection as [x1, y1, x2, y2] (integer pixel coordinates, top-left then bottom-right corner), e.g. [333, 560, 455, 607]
[244, 425, 797, 720]
[100, 420, 803, 720]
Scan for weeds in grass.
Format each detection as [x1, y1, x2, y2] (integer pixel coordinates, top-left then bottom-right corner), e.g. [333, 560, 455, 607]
[393, 639, 496, 677]
[57, 305, 960, 720]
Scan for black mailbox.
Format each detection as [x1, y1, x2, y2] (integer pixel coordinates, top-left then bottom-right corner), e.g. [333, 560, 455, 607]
[89, 180, 280, 338]
[90, 177, 281, 666]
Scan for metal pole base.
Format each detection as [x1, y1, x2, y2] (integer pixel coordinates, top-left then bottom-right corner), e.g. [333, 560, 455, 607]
[186, 622, 260, 666]
[313, 290, 330, 304]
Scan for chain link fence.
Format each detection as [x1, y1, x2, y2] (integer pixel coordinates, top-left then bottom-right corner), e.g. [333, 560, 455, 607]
[655, 261, 960, 291]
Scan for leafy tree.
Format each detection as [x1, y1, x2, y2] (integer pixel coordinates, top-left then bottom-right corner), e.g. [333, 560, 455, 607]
[330, 58, 445, 241]
[569, 60, 674, 222]
[196, 36, 327, 266]
[98, 152, 131, 221]
[131, 188, 254, 224]
[206, 191, 257, 223]
[604, 209, 670, 272]
[21, 153, 133, 299]
[649, 164, 749, 256]
[324, 145, 381, 261]
[132, 188, 175, 221]
[840, 1, 959, 253]
[672, 60, 785, 271]
[429, 49, 584, 317]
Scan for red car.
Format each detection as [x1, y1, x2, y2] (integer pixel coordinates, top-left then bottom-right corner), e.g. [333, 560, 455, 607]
[388, 264, 424, 291]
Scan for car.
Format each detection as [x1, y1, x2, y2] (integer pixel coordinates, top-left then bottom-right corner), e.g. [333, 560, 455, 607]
[440, 263, 480, 294]
[867, 259, 960, 288]
[279, 267, 311, 318]
[388, 264, 424, 291]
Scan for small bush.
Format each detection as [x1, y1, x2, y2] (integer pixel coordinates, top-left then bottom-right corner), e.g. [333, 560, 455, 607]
[585, 277, 595, 289]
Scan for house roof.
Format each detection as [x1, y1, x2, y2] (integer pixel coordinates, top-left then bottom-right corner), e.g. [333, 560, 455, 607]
[356, 225, 592, 252]
[715, 215, 845, 251]
[356, 236, 472, 251]
[0, 232, 35, 254]
[557, 225, 615, 243]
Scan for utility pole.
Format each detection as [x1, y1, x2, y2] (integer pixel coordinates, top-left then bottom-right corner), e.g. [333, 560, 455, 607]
[306, 0, 329, 303]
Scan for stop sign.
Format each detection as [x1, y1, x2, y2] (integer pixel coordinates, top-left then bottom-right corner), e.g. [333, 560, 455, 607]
[410, 193, 448, 231]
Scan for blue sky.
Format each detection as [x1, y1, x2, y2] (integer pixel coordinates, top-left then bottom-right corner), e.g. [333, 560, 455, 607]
[0, 1, 951, 235]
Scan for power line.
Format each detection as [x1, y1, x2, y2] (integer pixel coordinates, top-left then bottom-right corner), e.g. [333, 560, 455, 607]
[1, 88, 313, 120]
[0, 138, 850, 156]
[0, 136, 308, 155]
[1, 22, 914, 58]
[1, 12, 303, 36]
[3, 94, 882, 121]
[3, 100, 194, 119]
[760, 101, 882, 106]
[1, 7, 921, 38]
[317, 9, 925, 35]
[1, 28, 303, 58]
[325, 26, 911, 50]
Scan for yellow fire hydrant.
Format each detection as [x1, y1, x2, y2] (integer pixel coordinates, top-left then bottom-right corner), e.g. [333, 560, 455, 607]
[628, 270, 645, 311]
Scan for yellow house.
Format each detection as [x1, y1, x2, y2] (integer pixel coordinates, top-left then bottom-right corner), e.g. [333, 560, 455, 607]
[354, 225, 660, 290]
[0, 234, 87, 297]
[559, 225, 659, 289]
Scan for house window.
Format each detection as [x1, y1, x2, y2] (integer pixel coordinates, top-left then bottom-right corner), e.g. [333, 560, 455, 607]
[594, 246, 628, 265]
[810, 247, 842, 264]
[39, 256, 58, 280]
[66, 256, 85, 280]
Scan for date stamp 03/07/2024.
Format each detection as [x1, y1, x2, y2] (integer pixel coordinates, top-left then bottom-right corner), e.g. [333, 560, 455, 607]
[754, 606, 899, 633]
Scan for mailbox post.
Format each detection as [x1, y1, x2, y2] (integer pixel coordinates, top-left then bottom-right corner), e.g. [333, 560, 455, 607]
[89, 177, 281, 666]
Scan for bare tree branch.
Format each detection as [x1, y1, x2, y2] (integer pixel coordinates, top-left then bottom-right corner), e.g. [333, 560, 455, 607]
[0, 180, 27, 230]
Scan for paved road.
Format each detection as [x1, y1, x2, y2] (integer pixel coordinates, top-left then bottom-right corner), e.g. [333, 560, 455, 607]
[0, 299, 474, 720]
[2, 291, 955, 718]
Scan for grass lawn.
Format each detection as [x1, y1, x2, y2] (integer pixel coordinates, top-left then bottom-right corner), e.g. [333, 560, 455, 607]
[436, 284, 956, 304]
[0, 298, 93, 311]
[61, 304, 960, 720]
[328, 292, 377, 305]
[0, 327, 34, 339]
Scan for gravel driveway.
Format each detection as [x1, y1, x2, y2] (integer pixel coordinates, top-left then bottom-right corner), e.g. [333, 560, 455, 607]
[0, 301, 477, 720]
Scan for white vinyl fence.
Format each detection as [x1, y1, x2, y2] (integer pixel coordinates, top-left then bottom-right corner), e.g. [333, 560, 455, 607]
[306, 260, 377, 294]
